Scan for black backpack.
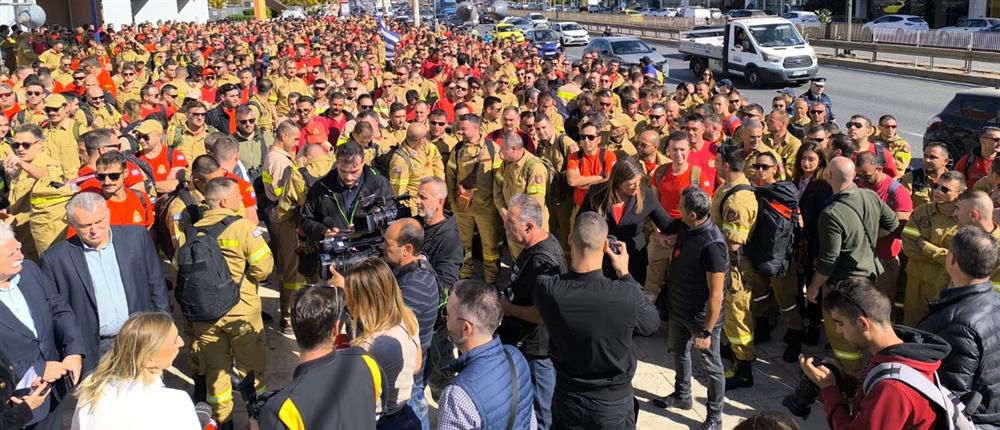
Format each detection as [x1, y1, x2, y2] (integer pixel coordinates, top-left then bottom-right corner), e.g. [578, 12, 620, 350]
[721, 181, 799, 277]
[152, 184, 200, 258]
[175, 216, 242, 322]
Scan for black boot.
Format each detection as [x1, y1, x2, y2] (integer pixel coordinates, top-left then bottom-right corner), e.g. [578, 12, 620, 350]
[754, 317, 771, 344]
[192, 374, 207, 403]
[804, 322, 821, 346]
[652, 392, 692, 410]
[720, 342, 735, 361]
[725, 359, 754, 390]
[783, 329, 804, 363]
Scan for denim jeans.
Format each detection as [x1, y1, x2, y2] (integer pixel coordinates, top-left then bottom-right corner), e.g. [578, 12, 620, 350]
[424, 328, 457, 401]
[667, 318, 725, 418]
[409, 349, 430, 430]
[527, 356, 555, 430]
[377, 404, 422, 430]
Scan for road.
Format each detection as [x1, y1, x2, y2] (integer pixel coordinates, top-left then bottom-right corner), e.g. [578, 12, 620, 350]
[563, 40, 978, 153]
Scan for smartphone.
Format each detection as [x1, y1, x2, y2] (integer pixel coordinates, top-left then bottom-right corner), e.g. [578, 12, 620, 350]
[608, 235, 622, 255]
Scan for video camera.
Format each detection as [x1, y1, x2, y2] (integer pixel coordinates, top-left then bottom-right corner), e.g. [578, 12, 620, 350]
[299, 194, 412, 278]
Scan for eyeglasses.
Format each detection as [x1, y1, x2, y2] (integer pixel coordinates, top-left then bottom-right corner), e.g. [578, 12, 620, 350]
[96, 172, 123, 181]
[123, 72, 135, 76]
[346, 87, 359, 91]
[25, 91, 42, 96]
[498, 81, 509, 85]
[314, 87, 327, 92]
[580, 134, 599, 141]
[9, 139, 37, 150]
[164, 93, 178, 98]
[649, 114, 664, 120]
[834, 288, 869, 319]
[934, 183, 954, 193]
[600, 102, 613, 107]
[134, 133, 150, 141]
[189, 111, 207, 117]
[751, 163, 775, 170]
[431, 121, 447, 126]
[0, 92, 12, 98]
[983, 136, 1000, 143]
[729, 99, 741, 104]
[44, 107, 61, 114]
[846, 122, 865, 129]
[456, 86, 468, 91]
[772, 104, 784, 109]
[73, 76, 85, 80]
[880, 124, 897, 129]
[360, 104, 374, 109]
[88, 96, 104, 102]
[239, 118, 256, 124]
[297, 108, 313, 113]
[204, 76, 216, 80]
[809, 110, 825, 115]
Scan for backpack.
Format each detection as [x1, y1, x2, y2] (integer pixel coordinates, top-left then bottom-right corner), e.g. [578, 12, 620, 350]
[122, 151, 157, 196]
[721, 181, 799, 277]
[152, 185, 200, 258]
[575, 147, 609, 177]
[538, 133, 570, 204]
[653, 165, 702, 191]
[863, 362, 976, 430]
[175, 216, 243, 322]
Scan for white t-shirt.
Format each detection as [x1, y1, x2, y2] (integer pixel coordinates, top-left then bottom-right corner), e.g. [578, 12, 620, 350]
[71, 378, 201, 430]
[360, 323, 421, 415]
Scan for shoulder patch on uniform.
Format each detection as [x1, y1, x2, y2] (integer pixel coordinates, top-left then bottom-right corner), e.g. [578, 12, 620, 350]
[252, 229, 264, 238]
[172, 214, 182, 221]
[534, 175, 544, 184]
[177, 154, 186, 161]
[726, 210, 737, 222]
[394, 166, 403, 173]
[131, 169, 140, 176]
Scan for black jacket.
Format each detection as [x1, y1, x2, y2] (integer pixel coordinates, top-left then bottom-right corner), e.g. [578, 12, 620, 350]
[205, 104, 236, 135]
[499, 234, 568, 357]
[417, 213, 463, 294]
[917, 282, 1000, 427]
[300, 166, 393, 240]
[1, 351, 32, 430]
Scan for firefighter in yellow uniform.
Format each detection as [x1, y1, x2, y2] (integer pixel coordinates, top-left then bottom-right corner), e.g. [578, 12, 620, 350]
[276, 145, 334, 286]
[388, 124, 445, 214]
[711, 148, 758, 390]
[493, 134, 549, 259]
[41, 94, 87, 175]
[167, 115, 216, 161]
[262, 124, 304, 329]
[382, 106, 410, 154]
[447, 116, 503, 283]
[900, 173, 963, 326]
[4, 126, 65, 261]
[534, 118, 576, 252]
[186, 177, 273, 426]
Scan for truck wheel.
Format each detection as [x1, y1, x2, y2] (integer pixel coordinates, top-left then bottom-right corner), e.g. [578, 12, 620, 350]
[689, 58, 705, 76]
[745, 67, 764, 88]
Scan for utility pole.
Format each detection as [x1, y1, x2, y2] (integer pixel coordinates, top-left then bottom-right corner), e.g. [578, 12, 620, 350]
[414, 0, 421, 26]
[846, 0, 853, 43]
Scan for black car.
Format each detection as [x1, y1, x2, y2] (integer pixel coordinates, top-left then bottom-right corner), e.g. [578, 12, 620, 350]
[924, 87, 1000, 158]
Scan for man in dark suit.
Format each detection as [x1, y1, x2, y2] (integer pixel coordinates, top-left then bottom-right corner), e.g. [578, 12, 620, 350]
[40, 191, 169, 373]
[0, 223, 85, 429]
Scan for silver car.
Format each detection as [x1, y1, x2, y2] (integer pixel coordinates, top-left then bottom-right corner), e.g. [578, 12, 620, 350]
[583, 36, 667, 70]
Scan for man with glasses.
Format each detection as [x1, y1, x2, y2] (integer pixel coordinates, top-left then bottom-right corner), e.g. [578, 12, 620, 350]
[75, 128, 145, 192]
[16, 80, 47, 126]
[82, 87, 121, 130]
[807, 101, 831, 126]
[374, 73, 402, 124]
[51, 55, 74, 88]
[0, 83, 19, 121]
[848, 114, 900, 178]
[88, 150, 153, 229]
[3, 124, 64, 260]
[566, 122, 616, 211]
[799, 77, 834, 122]
[233, 106, 271, 179]
[138, 84, 169, 123]
[494, 76, 518, 111]
[428, 109, 456, 162]
[342, 79, 363, 114]
[115, 64, 142, 110]
[955, 126, 1000, 189]
[872, 115, 911, 174]
[389, 123, 444, 214]
[40, 94, 85, 175]
[199, 70, 220, 105]
[806, 156, 898, 377]
[295, 96, 332, 150]
[637, 103, 671, 139]
[740, 119, 784, 182]
[133, 118, 187, 195]
[167, 101, 216, 160]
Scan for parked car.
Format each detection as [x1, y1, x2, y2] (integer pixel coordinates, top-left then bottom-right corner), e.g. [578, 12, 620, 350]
[494, 22, 526, 42]
[938, 18, 1000, 33]
[554, 21, 590, 45]
[525, 28, 562, 58]
[527, 12, 548, 26]
[680, 7, 712, 20]
[708, 8, 722, 19]
[726, 9, 768, 18]
[862, 14, 929, 31]
[661, 7, 678, 17]
[883, 0, 907, 14]
[583, 36, 667, 70]
[783, 10, 822, 28]
[501, 16, 535, 32]
[924, 87, 1000, 159]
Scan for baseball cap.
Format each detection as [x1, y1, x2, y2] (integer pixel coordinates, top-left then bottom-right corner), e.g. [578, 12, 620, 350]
[218, 83, 239, 94]
[717, 78, 734, 88]
[777, 87, 795, 96]
[135, 119, 164, 135]
[43, 94, 65, 109]
[609, 115, 628, 129]
[382, 71, 395, 80]
[202, 69, 216, 78]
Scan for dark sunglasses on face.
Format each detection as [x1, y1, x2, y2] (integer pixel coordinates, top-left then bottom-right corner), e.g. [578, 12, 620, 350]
[881, 124, 897, 129]
[73, 76, 85, 80]
[751, 163, 775, 171]
[189, 112, 207, 117]
[431, 121, 447, 126]
[360, 104, 374, 109]
[96, 172, 123, 181]
[649, 114, 664, 120]
[25, 91, 42, 96]
[9, 140, 37, 150]
[135, 133, 150, 141]
[934, 183, 953, 193]
[809, 110, 825, 115]
[580, 134, 599, 141]
[44, 107, 61, 114]
[239, 118, 256, 124]
[846, 122, 865, 129]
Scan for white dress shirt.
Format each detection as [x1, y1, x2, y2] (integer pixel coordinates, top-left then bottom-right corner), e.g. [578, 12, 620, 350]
[70, 378, 200, 430]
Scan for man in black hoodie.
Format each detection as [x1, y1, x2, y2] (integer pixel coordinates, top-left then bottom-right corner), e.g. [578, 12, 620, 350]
[919, 224, 1000, 428]
[415, 176, 463, 399]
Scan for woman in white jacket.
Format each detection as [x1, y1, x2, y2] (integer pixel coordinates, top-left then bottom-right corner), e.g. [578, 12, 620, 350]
[71, 312, 200, 430]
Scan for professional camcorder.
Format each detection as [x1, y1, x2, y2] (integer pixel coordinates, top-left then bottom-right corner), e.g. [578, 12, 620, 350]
[782, 357, 843, 419]
[297, 194, 412, 277]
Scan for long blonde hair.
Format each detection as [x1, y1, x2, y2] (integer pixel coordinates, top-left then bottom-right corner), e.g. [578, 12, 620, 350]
[343, 258, 420, 347]
[75, 312, 176, 409]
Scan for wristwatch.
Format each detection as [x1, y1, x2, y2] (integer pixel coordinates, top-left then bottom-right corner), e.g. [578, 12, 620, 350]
[698, 329, 712, 338]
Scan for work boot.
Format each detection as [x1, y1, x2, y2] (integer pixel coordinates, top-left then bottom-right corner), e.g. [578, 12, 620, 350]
[192, 374, 207, 403]
[783, 329, 804, 363]
[652, 392, 692, 410]
[701, 416, 723, 430]
[725, 359, 754, 390]
[280, 317, 293, 335]
[754, 317, 771, 344]
[720, 342, 735, 361]
[804, 323, 821, 347]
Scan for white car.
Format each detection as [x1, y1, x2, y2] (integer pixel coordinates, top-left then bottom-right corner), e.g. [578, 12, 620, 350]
[863, 14, 929, 31]
[708, 8, 722, 19]
[660, 7, 678, 17]
[554, 21, 590, 46]
[782, 11, 822, 28]
[938, 18, 1000, 33]
[527, 12, 548, 26]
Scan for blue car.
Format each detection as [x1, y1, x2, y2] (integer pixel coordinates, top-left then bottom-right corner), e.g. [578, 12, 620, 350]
[525, 28, 562, 58]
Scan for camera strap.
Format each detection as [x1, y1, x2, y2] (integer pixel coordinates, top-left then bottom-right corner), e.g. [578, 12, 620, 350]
[502, 347, 518, 430]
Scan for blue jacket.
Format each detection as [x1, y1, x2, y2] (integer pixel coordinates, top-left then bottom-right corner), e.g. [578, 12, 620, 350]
[446, 337, 534, 430]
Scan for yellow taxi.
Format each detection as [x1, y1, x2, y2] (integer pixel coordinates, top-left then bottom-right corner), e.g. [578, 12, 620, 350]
[495, 23, 526, 43]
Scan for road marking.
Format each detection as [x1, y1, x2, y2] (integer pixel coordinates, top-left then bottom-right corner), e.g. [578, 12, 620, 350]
[822, 64, 979, 88]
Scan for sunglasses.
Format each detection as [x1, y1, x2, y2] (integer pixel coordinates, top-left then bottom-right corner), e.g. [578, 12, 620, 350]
[809, 110, 825, 115]
[89, 96, 104, 102]
[25, 91, 42, 96]
[729, 99, 741, 104]
[498, 81, 509, 85]
[189, 112, 207, 117]
[580, 134, 599, 141]
[751, 163, 775, 170]
[346, 87, 359, 91]
[600, 102, 613, 107]
[123, 72, 135, 76]
[239, 118, 256, 124]
[846, 122, 865, 129]
[96, 172, 123, 181]
[164, 93, 178, 98]
[44, 107, 62, 114]
[0, 93, 12, 98]
[934, 183, 954, 193]
[360, 104, 374, 109]
[134, 133, 150, 141]
[456, 86, 468, 91]
[297, 108, 313, 113]
[73, 76, 85, 80]
[9, 140, 37, 150]
[881, 124, 897, 129]
[649, 114, 664, 120]
[431, 121, 447, 126]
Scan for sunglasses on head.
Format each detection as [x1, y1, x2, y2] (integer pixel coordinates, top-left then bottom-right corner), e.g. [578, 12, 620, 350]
[96, 172, 123, 181]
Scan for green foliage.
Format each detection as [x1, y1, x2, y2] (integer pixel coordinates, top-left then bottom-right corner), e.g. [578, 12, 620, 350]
[228, 14, 254, 21]
[208, 0, 227, 9]
[815, 8, 832, 24]
[242, 8, 255, 16]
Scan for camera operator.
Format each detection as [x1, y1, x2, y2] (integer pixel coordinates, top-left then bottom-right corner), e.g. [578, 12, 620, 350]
[799, 277, 951, 430]
[535, 211, 660, 429]
[499, 193, 568, 430]
[300, 141, 393, 275]
[414, 176, 463, 399]
[256, 286, 385, 430]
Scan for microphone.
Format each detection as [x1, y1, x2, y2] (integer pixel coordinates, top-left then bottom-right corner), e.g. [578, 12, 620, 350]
[195, 402, 217, 430]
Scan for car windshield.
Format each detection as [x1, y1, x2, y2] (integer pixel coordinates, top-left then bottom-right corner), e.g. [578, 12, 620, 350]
[510, 18, 529, 25]
[610, 39, 652, 54]
[563, 23, 583, 31]
[531, 30, 559, 41]
[747, 23, 805, 47]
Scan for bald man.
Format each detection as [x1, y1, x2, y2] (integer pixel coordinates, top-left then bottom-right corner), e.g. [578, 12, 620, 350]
[806, 156, 899, 376]
[388, 123, 445, 213]
[956, 190, 1000, 288]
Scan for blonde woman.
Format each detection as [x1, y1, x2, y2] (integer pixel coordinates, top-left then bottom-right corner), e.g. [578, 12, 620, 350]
[71, 312, 199, 430]
[341, 258, 423, 430]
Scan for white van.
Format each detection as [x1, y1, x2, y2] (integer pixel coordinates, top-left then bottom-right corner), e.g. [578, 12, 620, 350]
[681, 7, 712, 20]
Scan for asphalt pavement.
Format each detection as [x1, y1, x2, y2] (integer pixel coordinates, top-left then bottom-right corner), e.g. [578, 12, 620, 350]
[563, 41, 978, 154]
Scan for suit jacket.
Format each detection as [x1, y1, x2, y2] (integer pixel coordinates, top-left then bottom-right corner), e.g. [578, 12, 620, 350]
[0, 259, 84, 424]
[40, 226, 169, 373]
[0, 350, 32, 430]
